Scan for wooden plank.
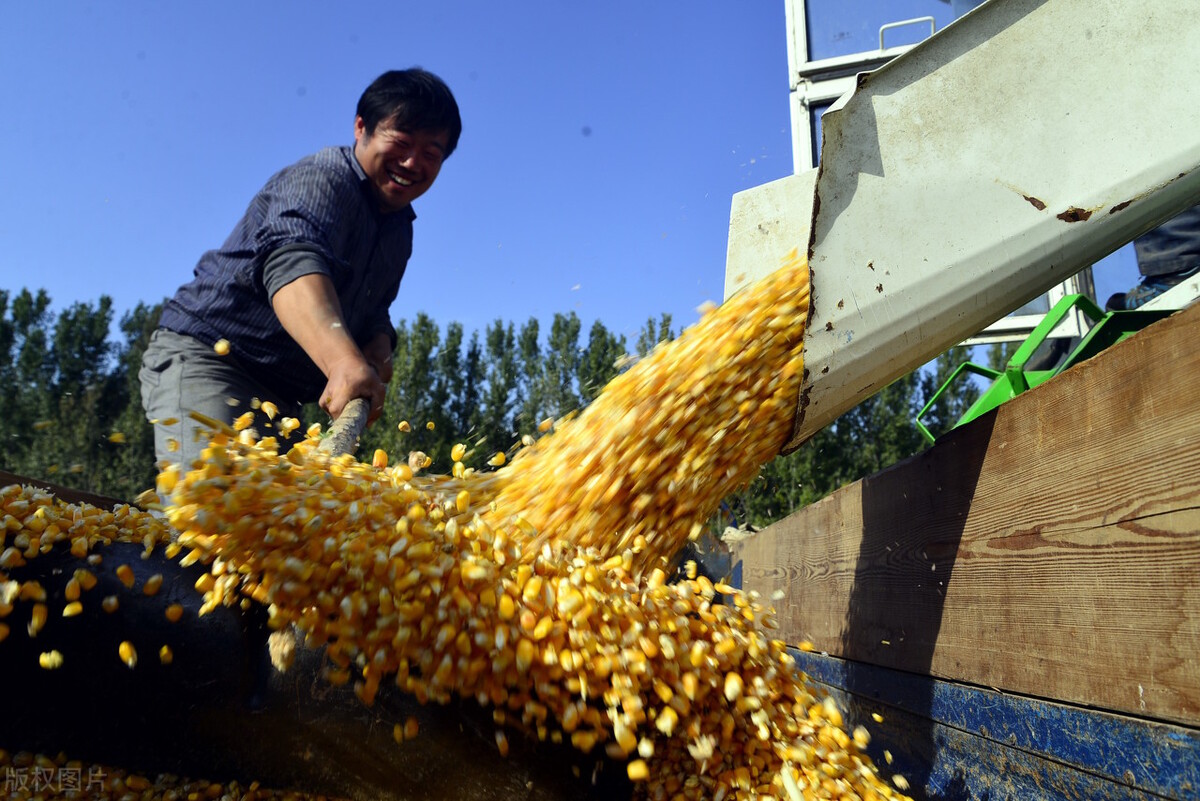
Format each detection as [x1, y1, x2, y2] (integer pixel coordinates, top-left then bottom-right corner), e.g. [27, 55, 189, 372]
[792, 649, 1200, 800]
[734, 302, 1200, 727]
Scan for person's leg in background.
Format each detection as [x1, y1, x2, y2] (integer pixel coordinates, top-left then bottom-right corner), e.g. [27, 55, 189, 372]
[1107, 204, 1200, 310]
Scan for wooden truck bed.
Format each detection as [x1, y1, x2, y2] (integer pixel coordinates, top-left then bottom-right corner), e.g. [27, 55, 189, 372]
[732, 302, 1200, 798]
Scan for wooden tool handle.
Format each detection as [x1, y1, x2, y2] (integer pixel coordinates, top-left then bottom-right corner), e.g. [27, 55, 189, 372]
[318, 397, 370, 457]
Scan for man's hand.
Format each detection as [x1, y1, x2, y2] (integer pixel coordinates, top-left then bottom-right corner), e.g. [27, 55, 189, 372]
[272, 273, 388, 424]
[320, 354, 386, 423]
[362, 331, 395, 385]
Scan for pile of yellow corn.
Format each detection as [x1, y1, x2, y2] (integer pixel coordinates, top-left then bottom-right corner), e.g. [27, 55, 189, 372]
[1, 251, 913, 800]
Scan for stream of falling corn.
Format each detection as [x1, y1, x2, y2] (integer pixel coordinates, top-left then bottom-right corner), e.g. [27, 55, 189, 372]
[0, 251, 913, 800]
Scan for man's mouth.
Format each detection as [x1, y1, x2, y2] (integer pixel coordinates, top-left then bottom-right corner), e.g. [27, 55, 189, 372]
[387, 169, 414, 187]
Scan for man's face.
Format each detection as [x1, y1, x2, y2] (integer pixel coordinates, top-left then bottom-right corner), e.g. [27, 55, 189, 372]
[354, 116, 449, 213]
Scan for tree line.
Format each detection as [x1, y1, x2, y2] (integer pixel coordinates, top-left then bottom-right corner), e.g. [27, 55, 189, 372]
[0, 287, 980, 531]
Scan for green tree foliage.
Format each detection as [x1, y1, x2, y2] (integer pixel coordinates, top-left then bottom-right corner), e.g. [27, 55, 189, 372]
[0, 290, 161, 502]
[477, 319, 520, 453]
[636, 313, 675, 356]
[542, 313, 582, 421]
[579, 320, 627, 404]
[515, 317, 543, 435]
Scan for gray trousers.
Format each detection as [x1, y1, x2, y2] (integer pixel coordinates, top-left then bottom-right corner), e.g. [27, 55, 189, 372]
[139, 329, 304, 471]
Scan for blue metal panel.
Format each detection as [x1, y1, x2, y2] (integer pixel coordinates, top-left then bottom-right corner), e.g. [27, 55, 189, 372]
[791, 649, 1199, 801]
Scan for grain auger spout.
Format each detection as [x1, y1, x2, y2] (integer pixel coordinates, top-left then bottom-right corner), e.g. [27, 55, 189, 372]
[724, 0, 1200, 452]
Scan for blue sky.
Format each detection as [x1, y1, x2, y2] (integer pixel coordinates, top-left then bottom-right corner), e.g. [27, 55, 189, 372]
[0, 1, 1137, 349]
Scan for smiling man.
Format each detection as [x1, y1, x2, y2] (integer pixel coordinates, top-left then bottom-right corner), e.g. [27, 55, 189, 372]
[141, 68, 461, 469]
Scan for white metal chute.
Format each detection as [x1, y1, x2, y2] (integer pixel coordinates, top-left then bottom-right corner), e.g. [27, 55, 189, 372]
[726, 0, 1200, 451]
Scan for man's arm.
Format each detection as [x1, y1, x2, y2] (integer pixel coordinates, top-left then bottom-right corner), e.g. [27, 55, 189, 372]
[271, 273, 386, 422]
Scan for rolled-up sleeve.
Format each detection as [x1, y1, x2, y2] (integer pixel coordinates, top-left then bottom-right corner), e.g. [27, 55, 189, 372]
[262, 245, 333, 301]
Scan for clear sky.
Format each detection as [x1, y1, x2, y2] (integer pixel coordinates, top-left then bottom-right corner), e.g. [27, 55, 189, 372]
[1, 1, 1137, 349]
[0, 2, 796, 345]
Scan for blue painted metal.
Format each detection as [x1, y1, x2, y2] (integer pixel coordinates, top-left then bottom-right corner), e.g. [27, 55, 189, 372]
[791, 649, 1199, 800]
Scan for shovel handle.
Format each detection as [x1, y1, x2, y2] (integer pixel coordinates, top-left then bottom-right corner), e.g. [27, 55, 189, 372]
[318, 397, 370, 457]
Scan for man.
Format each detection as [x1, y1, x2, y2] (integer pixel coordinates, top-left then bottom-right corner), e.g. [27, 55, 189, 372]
[140, 68, 461, 468]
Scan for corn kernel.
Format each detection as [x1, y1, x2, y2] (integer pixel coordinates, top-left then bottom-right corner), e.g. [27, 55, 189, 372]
[28, 603, 47, 636]
[724, 672, 744, 701]
[119, 641, 137, 669]
[213, 338, 231, 356]
[116, 564, 135, 590]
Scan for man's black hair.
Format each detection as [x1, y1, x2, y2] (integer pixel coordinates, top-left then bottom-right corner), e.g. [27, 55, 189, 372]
[357, 68, 462, 157]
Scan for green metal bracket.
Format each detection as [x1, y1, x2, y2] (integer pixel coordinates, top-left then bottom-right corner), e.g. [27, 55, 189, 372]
[916, 295, 1173, 444]
[915, 362, 999, 445]
[1002, 294, 1105, 394]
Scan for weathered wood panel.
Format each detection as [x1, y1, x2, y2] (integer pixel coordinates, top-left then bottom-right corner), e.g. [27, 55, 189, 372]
[735, 303, 1200, 727]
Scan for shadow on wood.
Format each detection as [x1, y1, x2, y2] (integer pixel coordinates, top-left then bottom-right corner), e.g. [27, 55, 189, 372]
[841, 413, 995, 799]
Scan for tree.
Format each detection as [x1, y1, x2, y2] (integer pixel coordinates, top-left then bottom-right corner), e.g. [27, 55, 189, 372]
[515, 317, 543, 435]
[40, 297, 120, 495]
[368, 313, 442, 464]
[0, 289, 54, 459]
[477, 319, 520, 452]
[0, 291, 160, 501]
[106, 302, 163, 499]
[541, 312, 582, 420]
[455, 331, 483, 437]
[636, 313, 674, 357]
[578, 320, 627, 404]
